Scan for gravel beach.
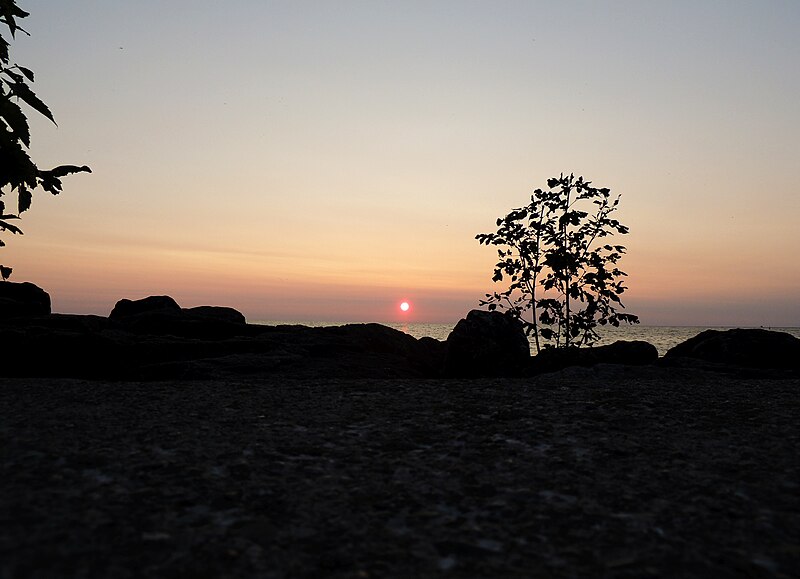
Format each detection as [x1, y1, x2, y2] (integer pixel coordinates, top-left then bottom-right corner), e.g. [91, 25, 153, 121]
[2, 369, 798, 578]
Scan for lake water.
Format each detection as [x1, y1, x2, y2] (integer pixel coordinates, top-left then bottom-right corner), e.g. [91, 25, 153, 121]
[254, 321, 800, 356]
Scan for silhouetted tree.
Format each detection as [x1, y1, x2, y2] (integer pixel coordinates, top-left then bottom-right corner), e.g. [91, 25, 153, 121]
[0, 0, 90, 280]
[477, 173, 638, 352]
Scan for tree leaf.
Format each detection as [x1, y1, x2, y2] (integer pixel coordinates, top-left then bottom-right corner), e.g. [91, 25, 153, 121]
[0, 265, 12, 280]
[0, 97, 30, 146]
[0, 35, 9, 61]
[16, 65, 34, 81]
[2, 66, 24, 83]
[0, 218, 23, 235]
[0, 132, 38, 190]
[17, 186, 31, 213]
[49, 164, 92, 178]
[9, 81, 55, 124]
[0, 1, 30, 38]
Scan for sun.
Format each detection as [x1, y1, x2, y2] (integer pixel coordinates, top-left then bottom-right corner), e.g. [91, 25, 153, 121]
[399, 301, 410, 312]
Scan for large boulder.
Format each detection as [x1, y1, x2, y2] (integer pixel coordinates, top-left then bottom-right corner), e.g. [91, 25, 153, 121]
[443, 310, 530, 377]
[183, 305, 246, 325]
[299, 323, 445, 378]
[109, 295, 182, 320]
[664, 328, 800, 370]
[527, 340, 658, 376]
[0, 282, 51, 318]
[109, 295, 251, 339]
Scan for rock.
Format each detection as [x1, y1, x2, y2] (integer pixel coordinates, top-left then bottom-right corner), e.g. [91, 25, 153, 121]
[302, 323, 446, 378]
[183, 306, 246, 325]
[0, 318, 130, 379]
[108, 296, 250, 339]
[131, 323, 446, 380]
[527, 340, 658, 376]
[109, 295, 181, 320]
[318, 323, 425, 354]
[596, 340, 658, 365]
[443, 310, 530, 377]
[0, 282, 51, 318]
[664, 328, 800, 370]
[418, 336, 447, 374]
[108, 295, 182, 337]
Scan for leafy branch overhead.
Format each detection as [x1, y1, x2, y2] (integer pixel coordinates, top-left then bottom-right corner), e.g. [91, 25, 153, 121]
[0, 0, 90, 280]
[477, 173, 638, 352]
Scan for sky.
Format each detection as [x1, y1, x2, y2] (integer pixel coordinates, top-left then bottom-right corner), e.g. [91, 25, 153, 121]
[4, 0, 799, 326]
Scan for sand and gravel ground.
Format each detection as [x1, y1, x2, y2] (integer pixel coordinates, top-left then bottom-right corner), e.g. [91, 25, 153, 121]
[1, 370, 798, 578]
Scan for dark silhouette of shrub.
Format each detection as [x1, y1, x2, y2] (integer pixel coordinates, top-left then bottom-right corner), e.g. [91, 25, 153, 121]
[1, 0, 90, 280]
[477, 173, 638, 352]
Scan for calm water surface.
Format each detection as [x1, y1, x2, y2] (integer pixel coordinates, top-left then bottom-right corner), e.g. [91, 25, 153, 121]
[254, 321, 800, 356]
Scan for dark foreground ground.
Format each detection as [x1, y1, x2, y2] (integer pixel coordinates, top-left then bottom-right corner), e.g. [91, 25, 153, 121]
[1, 368, 798, 578]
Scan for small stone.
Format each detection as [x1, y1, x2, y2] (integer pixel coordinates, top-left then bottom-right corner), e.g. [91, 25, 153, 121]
[141, 532, 171, 541]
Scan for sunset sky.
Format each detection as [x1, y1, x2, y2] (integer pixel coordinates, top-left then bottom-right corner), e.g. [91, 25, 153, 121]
[5, 0, 799, 326]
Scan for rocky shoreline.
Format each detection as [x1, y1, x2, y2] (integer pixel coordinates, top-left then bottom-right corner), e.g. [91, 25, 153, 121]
[2, 288, 799, 577]
[2, 291, 799, 381]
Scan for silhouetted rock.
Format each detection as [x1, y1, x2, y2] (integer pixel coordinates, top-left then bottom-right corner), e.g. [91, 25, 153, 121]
[289, 323, 445, 378]
[664, 328, 800, 370]
[527, 340, 658, 376]
[600, 339, 659, 364]
[0, 307, 450, 379]
[122, 323, 446, 380]
[443, 310, 530, 377]
[184, 305, 246, 325]
[0, 313, 129, 379]
[108, 295, 186, 337]
[109, 295, 181, 320]
[418, 336, 447, 373]
[108, 296, 250, 339]
[0, 281, 51, 317]
[316, 323, 422, 353]
[111, 321, 448, 380]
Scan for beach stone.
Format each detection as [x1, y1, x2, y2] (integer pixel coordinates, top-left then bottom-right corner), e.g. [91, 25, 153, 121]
[0, 281, 51, 318]
[443, 309, 530, 377]
[312, 323, 421, 354]
[109, 295, 191, 337]
[311, 323, 444, 377]
[527, 340, 658, 376]
[596, 339, 658, 365]
[664, 328, 800, 370]
[183, 305, 246, 325]
[418, 336, 447, 372]
[109, 297, 250, 338]
[109, 295, 182, 320]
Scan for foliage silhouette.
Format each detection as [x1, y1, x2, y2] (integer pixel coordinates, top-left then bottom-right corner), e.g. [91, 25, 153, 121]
[0, 0, 90, 280]
[476, 173, 638, 353]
